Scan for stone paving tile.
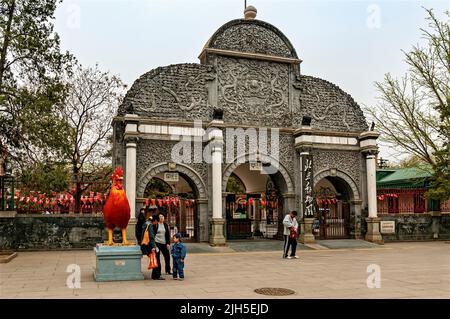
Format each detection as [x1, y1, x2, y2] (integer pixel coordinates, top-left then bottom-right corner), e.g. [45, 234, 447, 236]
[1, 242, 449, 298]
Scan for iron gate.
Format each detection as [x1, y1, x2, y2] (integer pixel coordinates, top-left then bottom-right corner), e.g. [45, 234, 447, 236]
[317, 201, 350, 239]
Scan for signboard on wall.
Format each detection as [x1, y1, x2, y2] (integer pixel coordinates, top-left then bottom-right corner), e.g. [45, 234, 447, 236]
[164, 172, 179, 183]
[249, 162, 262, 171]
[301, 154, 315, 218]
[380, 221, 395, 234]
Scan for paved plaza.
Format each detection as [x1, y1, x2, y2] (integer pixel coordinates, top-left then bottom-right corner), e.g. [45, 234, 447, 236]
[1, 241, 449, 299]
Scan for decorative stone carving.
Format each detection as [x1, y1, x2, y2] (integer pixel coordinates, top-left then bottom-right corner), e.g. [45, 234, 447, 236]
[118, 64, 215, 120]
[210, 20, 295, 58]
[311, 150, 362, 187]
[293, 75, 368, 133]
[136, 139, 209, 190]
[217, 57, 290, 126]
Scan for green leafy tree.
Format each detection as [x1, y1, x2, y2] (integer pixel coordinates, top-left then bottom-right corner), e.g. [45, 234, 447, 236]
[366, 8, 449, 200]
[17, 161, 70, 194]
[0, 0, 74, 167]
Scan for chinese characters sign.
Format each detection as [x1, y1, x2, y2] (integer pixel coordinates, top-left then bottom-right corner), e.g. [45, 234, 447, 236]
[302, 155, 315, 218]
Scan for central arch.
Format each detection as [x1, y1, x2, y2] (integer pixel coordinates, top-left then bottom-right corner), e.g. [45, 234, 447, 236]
[222, 153, 295, 240]
[222, 154, 294, 194]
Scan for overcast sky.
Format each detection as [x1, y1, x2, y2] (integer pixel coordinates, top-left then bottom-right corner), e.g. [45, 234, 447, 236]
[54, 0, 449, 164]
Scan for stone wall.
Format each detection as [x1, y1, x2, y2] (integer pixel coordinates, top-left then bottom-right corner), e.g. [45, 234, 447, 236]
[0, 214, 106, 250]
[378, 214, 450, 241]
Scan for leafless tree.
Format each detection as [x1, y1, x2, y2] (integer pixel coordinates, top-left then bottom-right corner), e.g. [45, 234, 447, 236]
[365, 8, 449, 167]
[62, 64, 126, 212]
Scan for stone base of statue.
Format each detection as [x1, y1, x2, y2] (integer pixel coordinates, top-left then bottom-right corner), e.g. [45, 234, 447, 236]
[94, 244, 144, 282]
[210, 218, 226, 246]
[365, 217, 384, 244]
[300, 218, 316, 244]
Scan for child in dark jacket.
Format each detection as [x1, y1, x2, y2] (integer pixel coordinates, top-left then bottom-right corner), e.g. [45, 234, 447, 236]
[171, 233, 187, 280]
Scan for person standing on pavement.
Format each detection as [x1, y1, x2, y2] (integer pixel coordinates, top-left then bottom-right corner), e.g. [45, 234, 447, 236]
[282, 210, 299, 259]
[149, 213, 165, 280]
[171, 233, 187, 281]
[154, 213, 172, 275]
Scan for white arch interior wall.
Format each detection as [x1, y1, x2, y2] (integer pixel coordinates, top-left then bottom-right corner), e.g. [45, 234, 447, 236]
[232, 163, 269, 193]
[152, 173, 193, 195]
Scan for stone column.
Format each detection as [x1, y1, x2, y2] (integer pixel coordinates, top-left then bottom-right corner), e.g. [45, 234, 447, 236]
[209, 122, 226, 246]
[359, 131, 383, 244]
[126, 140, 137, 220]
[124, 114, 139, 243]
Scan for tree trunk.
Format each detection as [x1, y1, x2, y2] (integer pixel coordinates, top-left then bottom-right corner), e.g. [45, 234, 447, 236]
[0, 0, 16, 90]
[72, 165, 81, 214]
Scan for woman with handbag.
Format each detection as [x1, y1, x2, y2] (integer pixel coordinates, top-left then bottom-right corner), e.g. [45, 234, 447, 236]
[282, 210, 299, 259]
[141, 208, 164, 280]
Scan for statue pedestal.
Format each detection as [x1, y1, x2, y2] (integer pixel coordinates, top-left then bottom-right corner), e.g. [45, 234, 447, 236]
[94, 244, 144, 281]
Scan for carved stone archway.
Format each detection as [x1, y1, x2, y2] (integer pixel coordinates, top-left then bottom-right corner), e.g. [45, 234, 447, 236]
[222, 153, 295, 194]
[137, 162, 207, 200]
[313, 168, 362, 239]
[314, 169, 360, 201]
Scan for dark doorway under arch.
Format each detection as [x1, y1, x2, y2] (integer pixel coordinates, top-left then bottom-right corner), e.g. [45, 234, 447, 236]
[314, 176, 353, 239]
[143, 173, 198, 242]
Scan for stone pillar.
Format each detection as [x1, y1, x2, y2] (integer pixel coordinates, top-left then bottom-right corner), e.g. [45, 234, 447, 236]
[126, 140, 137, 220]
[124, 114, 139, 243]
[359, 131, 383, 244]
[366, 154, 377, 218]
[209, 122, 226, 246]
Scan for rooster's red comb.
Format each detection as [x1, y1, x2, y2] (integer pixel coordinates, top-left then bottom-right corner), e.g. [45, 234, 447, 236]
[112, 166, 124, 180]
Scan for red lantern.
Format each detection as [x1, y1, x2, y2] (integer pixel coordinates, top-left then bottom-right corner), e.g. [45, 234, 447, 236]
[145, 198, 149, 207]
[151, 198, 156, 206]
[158, 199, 163, 207]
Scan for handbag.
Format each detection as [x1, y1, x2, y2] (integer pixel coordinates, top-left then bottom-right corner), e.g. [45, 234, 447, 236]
[148, 250, 158, 269]
[141, 224, 150, 246]
[289, 216, 297, 239]
[290, 227, 297, 239]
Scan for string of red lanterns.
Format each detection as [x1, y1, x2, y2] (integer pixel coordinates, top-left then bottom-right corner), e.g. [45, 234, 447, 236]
[144, 196, 196, 208]
[377, 193, 399, 201]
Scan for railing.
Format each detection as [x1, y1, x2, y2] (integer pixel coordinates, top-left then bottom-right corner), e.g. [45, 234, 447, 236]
[440, 199, 450, 213]
[14, 181, 109, 215]
[377, 188, 448, 214]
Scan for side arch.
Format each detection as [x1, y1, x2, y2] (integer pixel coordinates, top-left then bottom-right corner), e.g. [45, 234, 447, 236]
[313, 169, 360, 201]
[137, 162, 207, 199]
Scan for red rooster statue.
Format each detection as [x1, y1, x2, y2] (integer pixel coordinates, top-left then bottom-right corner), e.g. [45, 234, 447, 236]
[103, 166, 131, 245]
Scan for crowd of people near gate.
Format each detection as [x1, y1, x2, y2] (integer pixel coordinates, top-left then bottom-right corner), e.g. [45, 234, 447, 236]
[134, 206, 300, 281]
[136, 206, 187, 281]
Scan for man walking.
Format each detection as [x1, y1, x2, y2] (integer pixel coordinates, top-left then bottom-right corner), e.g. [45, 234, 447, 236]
[283, 210, 299, 259]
